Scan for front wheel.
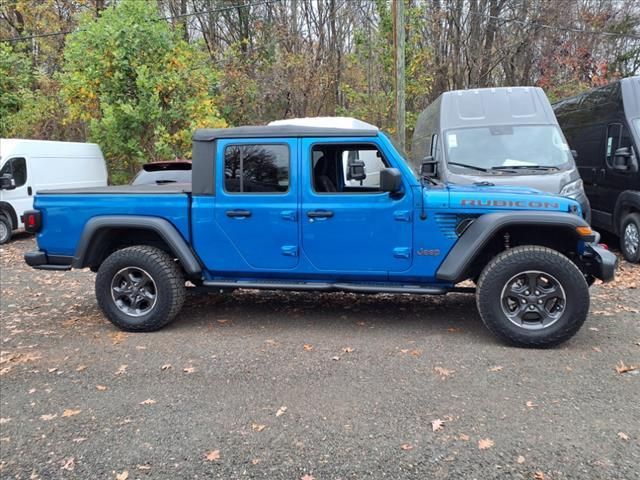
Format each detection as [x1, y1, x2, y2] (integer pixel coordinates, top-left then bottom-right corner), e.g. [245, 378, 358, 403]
[476, 246, 590, 348]
[0, 215, 12, 245]
[95, 246, 185, 331]
[620, 213, 640, 263]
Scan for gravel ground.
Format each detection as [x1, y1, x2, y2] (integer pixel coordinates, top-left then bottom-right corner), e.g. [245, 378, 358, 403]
[1, 235, 639, 480]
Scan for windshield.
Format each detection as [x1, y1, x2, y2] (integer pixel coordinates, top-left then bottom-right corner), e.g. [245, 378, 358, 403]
[443, 125, 573, 173]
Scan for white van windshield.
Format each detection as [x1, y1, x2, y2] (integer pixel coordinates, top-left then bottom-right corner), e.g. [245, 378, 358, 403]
[444, 125, 573, 172]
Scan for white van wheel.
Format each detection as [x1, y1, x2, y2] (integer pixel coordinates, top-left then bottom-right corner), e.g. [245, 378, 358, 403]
[0, 215, 12, 244]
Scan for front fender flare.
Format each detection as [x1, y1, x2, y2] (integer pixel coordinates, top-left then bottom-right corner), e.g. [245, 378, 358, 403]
[72, 216, 202, 277]
[614, 190, 640, 234]
[436, 211, 590, 283]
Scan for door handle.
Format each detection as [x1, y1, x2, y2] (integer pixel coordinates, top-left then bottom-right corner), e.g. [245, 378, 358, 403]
[27, 186, 32, 196]
[307, 210, 334, 218]
[226, 210, 252, 218]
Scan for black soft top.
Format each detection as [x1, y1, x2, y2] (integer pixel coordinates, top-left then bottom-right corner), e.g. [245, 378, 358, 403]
[193, 125, 378, 141]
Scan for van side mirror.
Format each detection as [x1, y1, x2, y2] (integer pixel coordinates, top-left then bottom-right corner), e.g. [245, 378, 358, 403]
[0, 174, 16, 190]
[612, 147, 637, 172]
[380, 168, 402, 193]
[347, 160, 366, 181]
[420, 156, 438, 178]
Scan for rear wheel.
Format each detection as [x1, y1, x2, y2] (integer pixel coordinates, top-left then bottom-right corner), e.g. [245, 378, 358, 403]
[95, 246, 185, 331]
[476, 246, 590, 348]
[0, 214, 12, 244]
[620, 213, 640, 263]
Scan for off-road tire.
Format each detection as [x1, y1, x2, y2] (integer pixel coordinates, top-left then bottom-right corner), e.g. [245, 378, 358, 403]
[0, 214, 12, 244]
[620, 212, 640, 263]
[95, 246, 185, 331]
[476, 245, 590, 348]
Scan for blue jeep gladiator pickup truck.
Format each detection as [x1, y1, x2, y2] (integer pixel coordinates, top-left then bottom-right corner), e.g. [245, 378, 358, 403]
[23, 123, 617, 347]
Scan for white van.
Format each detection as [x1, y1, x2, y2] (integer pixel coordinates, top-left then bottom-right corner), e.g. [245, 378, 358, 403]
[0, 139, 108, 244]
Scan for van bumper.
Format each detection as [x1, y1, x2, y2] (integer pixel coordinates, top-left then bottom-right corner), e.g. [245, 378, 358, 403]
[24, 250, 73, 271]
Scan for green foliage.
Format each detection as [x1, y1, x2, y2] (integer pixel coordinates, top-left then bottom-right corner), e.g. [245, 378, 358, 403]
[0, 43, 32, 136]
[59, 0, 225, 182]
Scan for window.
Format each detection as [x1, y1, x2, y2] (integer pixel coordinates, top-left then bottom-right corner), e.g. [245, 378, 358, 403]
[224, 144, 289, 193]
[0, 157, 27, 187]
[312, 144, 389, 193]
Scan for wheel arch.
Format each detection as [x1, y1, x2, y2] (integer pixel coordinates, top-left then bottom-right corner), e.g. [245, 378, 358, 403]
[436, 211, 591, 284]
[72, 216, 202, 278]
[614, 190, 640, 235]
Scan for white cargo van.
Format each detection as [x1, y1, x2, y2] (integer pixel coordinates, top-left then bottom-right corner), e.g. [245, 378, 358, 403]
[0, 139, 108, 244]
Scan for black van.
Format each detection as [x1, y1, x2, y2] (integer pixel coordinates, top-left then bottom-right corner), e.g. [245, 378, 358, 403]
[553, 77, 640, 262]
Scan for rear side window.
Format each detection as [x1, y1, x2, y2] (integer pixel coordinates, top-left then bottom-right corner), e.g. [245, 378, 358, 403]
[0, 157, 27, 187]
[224, 144, 289, 193]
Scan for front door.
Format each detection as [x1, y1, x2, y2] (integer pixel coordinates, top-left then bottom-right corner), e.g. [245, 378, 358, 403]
[300, 138, 413, 276]
[0, 157, 31, 227]
[213, 138, 299, 272]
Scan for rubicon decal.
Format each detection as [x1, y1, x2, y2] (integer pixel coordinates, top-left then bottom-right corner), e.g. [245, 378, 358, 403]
[461, 199, 560, 209]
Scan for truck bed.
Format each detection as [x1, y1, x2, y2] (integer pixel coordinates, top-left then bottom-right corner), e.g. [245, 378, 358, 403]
[38, 183, 192, 195]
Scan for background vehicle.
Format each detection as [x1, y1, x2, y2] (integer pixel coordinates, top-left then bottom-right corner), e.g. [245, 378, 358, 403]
[0, 139, 107, 244]
[130, 160, 192, 186]
[23, 121, 615, 348]
[553, 76, 640, 262]
[411, 87, 591, 222]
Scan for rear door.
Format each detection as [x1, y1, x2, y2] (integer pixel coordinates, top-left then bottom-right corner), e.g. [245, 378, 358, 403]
[213, 138, 299, 272]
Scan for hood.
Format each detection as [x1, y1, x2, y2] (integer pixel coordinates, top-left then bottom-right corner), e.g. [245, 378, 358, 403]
[446, 182, 581, 215]
[444, 168, 580, 195]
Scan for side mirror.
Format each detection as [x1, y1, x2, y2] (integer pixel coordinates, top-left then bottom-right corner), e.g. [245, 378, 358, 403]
[0, 174, 16, 190]
[420, 155, 438, 177]
[612, 147, 633, 172]
[571, 149, 578, 159]
[347, 160, 366, 181]
[380, 168, 402, 193]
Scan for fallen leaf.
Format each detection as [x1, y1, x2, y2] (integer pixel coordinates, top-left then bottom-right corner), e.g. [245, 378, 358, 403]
[356, 321, 366, 326]
[139, 398, 156, 405]
[62, 409, 81, 418]
[592, 347, 602, 353]
[618, 432, 629, 441]
[40, 414, 57, 421]
[96, 385, 107, 391]
[183, 366, 196, 374]
[615, 360, 638, 374]
[331, 356, 340, 361]
[478, 438, 494, 450]
[400, 443, 414, 450]
[115, 470, 129, 480]
[534, 472, 545, 480]
[526, 401, 538, 408]
[300, 475, 315, 480]
[275, 406, 287, 417]
[517, 455, 525, 464]
[410, 349, 422, 357]
[342, 347, 354, 353]
[61, 457, 74, 471]
[48, 368, 57, 373]
[72, 438, 87, 443]
[303, 344, 314, 351]
[110, 332, 128, 345]
[75, 365, 87, 372]
[161, 364, 172, 371]
[217, 319, 230, 324]
[251, 458, 261, 465]
[588, 327, 599, 332]
[137, 465, 151, 471]
[251, 423, 266, 432]
[431, 419, 444, 432]
[459, 433, 470, 441]
[447, 327, 461, 333]
[0, 418, 9, 424]
[205, 449, 220, 462]
[434, 366, 455, 378]
[115, 364, 127, 375]
[399, 349, 409, 354]
[488, 366, 503, 372]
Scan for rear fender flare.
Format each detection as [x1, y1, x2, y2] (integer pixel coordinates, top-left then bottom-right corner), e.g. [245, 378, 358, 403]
[72, 216, 202, 277]
[436, 211, 590, 283]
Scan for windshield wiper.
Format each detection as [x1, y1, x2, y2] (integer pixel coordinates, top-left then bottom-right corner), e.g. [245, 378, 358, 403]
[491, 165, 558, 171]
[447, 162, 490, 173]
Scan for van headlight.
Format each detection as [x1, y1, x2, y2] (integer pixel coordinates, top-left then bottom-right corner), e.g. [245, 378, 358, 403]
[560, 179, 584, 198]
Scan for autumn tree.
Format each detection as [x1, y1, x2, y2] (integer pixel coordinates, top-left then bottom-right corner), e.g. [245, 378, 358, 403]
[59, 0, 225, 182]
